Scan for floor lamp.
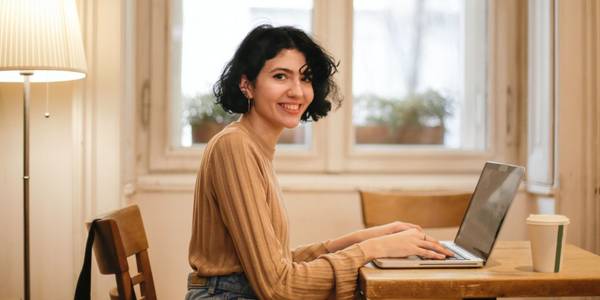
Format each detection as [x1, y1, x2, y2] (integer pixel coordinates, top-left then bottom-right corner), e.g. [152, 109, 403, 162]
[0, 1, 87, 299]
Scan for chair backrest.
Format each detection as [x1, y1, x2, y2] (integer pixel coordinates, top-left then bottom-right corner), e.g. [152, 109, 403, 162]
[87, 204, 157, 300]
[359, 190, 472, 228]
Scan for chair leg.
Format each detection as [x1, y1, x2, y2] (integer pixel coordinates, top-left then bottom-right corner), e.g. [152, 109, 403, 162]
[115, 272, 135, 300]
[136, 251, 157, 300]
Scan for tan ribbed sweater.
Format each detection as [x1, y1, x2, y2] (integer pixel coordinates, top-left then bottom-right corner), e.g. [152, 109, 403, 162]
[188, 121, 368, 299]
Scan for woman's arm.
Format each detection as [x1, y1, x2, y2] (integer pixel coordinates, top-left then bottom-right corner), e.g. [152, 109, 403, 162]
[291, 242, 329, 262]
[324, 221, 422, 253]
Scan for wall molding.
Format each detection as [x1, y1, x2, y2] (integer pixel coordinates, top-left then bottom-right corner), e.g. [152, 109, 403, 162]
[136, 173, 481, 193]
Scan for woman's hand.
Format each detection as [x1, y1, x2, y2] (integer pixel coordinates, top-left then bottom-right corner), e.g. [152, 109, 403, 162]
[324, 221, 422, 253]
[359, 228, 454, 260]
[355, 221, 423, 243]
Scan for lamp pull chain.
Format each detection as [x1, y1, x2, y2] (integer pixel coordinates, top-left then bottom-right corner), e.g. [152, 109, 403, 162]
[44, 82, 50, 118]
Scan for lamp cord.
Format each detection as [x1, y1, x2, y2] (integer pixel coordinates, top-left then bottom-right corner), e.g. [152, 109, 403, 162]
[44, 82, 50, 118]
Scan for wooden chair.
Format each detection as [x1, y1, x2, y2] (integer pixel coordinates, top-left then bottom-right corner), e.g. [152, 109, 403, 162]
[359, 190, 472, 300]
[359, 190, 472, 229]
[88, 204, 157, 300]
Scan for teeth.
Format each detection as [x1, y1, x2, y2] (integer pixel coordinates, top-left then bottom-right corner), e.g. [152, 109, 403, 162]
[281, 103, 300, 111]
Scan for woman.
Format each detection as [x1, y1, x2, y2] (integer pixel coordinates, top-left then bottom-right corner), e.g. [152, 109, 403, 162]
[187, 24, 452, 300]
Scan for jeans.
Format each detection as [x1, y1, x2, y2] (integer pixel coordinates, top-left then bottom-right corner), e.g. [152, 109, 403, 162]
[185, 272, 258, 300]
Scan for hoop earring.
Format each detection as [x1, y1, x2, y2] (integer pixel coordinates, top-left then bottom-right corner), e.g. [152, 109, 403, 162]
[247, 98, 253, 112]
[240, 87, 253, 112]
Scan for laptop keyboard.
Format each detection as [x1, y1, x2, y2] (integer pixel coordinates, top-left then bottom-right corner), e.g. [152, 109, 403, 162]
[445, 253, 466, 260]
[418, 245, 467, 260]
[418, 253, 465, 260]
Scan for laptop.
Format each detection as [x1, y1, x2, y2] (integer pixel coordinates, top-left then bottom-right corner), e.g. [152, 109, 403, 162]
[373, 161, 525, 268]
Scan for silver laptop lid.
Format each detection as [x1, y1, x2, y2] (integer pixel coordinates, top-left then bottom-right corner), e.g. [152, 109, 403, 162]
[454, 162, 525, 262]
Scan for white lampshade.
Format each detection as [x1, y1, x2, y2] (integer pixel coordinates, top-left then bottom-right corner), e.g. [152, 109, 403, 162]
[0, 0, 87, 82]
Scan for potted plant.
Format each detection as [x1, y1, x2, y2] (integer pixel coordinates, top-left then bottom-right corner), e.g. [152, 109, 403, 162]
[184, 93, 308, 144]
[355, 89, 452, 144]
[184, 93, 239, 143]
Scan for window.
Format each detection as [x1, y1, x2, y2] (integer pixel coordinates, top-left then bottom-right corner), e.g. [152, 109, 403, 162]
[352, 0, 487, 149]
[138, 0, 522, 173]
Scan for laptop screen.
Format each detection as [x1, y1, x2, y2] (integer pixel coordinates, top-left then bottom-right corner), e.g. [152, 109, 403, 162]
[454, 162, 525, 260]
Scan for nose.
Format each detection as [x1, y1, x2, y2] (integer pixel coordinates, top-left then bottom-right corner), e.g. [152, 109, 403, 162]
[287, 78, 304, 98]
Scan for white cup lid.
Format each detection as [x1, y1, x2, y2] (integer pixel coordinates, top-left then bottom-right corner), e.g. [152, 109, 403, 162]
[526, 214, 570, 225]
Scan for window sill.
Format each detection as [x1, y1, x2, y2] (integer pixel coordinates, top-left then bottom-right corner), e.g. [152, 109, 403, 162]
[135, 173, 480, 193]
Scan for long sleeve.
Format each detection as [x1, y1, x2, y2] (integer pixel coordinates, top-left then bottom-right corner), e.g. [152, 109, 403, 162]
[292, 242, 330, 263]
[207, 132, 368, 300]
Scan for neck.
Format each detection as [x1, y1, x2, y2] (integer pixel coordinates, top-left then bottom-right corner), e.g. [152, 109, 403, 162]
[239, 114, 282, 149]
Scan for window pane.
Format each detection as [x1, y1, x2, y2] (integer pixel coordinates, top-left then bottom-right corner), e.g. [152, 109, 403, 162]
[172, 0, 313, 147]
[352, 0, 487, 149]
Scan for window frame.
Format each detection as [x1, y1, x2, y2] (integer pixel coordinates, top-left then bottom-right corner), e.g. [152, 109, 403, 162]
[137, 0, 523, 174]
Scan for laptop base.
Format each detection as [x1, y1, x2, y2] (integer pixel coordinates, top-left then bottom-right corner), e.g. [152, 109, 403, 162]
[373, 257, 484, 269]
[372, 240, 485, 269]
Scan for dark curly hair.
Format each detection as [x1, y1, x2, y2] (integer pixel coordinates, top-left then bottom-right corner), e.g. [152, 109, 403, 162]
[213, 24, 341, 122]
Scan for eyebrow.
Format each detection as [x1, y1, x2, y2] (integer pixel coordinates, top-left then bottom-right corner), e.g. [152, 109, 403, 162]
[268, 67, 294, 74]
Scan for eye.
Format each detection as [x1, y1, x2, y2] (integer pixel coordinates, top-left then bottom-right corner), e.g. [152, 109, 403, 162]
[301, 75, 312, 83]
[299, 65, 313, 83]
[301, 69, 313, 83]
[273, 73, 287, 80]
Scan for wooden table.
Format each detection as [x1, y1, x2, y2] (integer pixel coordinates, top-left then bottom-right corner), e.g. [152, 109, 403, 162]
[359, 241, 600, 299]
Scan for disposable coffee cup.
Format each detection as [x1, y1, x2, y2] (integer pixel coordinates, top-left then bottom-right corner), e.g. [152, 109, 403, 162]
[526, 214, 570, 273]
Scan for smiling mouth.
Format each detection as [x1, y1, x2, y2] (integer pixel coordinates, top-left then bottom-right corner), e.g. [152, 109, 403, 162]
[279, 103, 301, 113]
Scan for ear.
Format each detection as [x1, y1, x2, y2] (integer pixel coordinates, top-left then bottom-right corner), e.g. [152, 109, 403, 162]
[239, 75, 254, 99]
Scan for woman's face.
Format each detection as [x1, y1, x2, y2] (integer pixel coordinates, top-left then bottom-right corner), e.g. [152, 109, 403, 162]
[242, 49, 314, 131]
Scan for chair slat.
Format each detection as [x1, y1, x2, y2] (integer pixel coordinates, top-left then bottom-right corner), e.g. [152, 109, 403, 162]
[131, 273, 144, 285]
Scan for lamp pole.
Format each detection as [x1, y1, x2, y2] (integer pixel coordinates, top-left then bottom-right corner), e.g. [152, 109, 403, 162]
[22, 72, 32, 300]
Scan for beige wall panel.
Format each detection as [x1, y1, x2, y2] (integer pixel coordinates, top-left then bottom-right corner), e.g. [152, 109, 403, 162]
[0, 82, 76, 300]
[498, 192, 532, 241]
[132, 192, 194, 300]
[283, 191, 363, 247]
[0, 84, 25, 300]
[556, 0, 600, 254]
[29, 83, 75, 300]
